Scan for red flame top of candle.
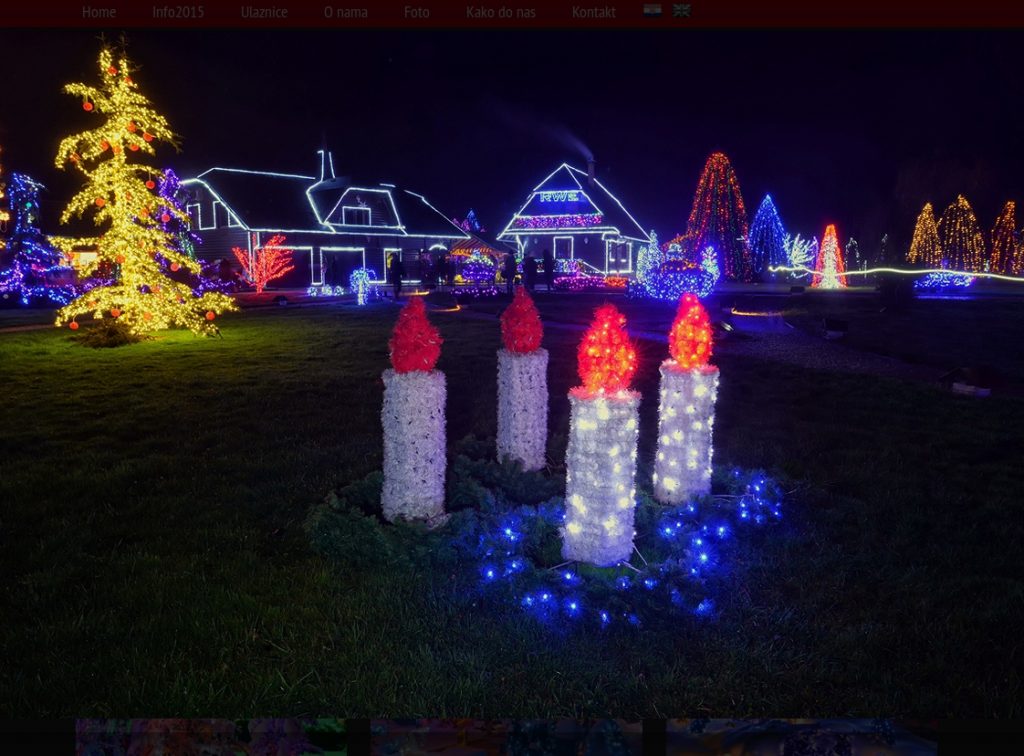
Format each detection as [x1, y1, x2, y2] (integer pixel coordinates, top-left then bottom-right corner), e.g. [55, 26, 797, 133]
[669, 293, 713, 368]
[389, 297, 442, 373]
[500, 288, 543, 353]
[577, 303, 637, 395]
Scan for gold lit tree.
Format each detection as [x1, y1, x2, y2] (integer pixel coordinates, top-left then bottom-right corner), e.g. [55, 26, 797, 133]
[937, 195, 986, 273]
[990, 201, 1018, 275]
[53, 46, 236, 335]
[906, 202, 942, 268]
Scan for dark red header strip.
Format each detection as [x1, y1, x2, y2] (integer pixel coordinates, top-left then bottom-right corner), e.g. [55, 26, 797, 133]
[3, 1, 1022, 28]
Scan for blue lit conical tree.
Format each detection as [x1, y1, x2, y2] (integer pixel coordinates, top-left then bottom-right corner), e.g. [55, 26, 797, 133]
[748, 194, 786, 278]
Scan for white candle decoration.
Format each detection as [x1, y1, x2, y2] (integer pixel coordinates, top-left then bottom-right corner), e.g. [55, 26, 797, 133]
[561, 390, 641, 566]
[497, 348, 549, 471]
[381, 368, 447, 525]
[653, 361, 719, 502]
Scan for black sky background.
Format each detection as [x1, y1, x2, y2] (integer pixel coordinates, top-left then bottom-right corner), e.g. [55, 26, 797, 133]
[1, 29, 1022, 254]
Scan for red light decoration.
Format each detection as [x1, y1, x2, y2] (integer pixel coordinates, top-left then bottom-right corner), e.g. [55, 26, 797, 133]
[205, 311, 216, 321]
[577, 303, 637, 395]
[500, 287, 543, 353]
[231, 233, 295, 294]
[110, 308, 121, 318]
[69, 322, 79, 330]
[82, 101, 93, 112]
[389, 296, 442, 374]
[812, 224, 848, 287]
[145, 180, 155, 190]
[686, 152, 752, 282]
[669, 293, 713, 369]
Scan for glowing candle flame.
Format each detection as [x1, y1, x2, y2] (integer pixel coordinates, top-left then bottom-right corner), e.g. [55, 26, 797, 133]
[500, 287, 543, 353]
[668, 293, 713, 368]
[577, 303, 637, 395]
[389, 296, 442, 373]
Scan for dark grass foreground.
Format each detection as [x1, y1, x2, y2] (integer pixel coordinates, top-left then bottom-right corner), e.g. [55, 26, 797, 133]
[1, 297, 1023, 717]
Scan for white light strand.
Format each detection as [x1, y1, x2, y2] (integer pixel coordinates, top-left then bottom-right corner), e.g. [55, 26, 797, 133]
[653, 362, 719, 503]
[497, 348, 549, 472]
[770, 264, 1024, 283]
[562, 390, 640, 566]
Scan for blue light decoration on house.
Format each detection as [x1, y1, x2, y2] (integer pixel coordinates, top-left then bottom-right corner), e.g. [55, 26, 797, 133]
[629, 235, 719, 300]
[913, 271, 976, 290]
[459, 469, 784, 629]
[0, 173, 77, 305]
[748, 194, 787, 278]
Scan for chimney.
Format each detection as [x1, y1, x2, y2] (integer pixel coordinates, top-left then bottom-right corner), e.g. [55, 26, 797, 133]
[317, 150, 337, 181]
[587, 158, 596, 187]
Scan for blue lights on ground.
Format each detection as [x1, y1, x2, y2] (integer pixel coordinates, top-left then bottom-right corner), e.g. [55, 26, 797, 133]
[461, 469, 784, 630]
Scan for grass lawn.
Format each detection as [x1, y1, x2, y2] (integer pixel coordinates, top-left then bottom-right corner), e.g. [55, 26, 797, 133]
[1, 294, 1023, 717]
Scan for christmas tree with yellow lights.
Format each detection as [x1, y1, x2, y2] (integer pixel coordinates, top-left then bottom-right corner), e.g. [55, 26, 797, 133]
[990, 201, 1018, 275]
[906, 202, 942, 268]
[52, 46, 236, 335]
[938, 195, 986, 273]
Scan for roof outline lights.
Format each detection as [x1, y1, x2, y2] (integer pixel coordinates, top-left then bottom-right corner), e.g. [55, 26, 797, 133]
[180, 178, 251, 231]
[324, 187, 404, 232]
[566, 164, 650, 243]
[498, 163, 607, 240]
[401, 189, 472, 239]
[197, 167, 315, 181]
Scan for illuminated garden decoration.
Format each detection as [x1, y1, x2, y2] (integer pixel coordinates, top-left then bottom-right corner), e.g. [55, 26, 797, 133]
[906, 203, 942, 268]
[231, 234, 295, 294]
[381, 297, 447, 525]
[52, 46, 236, 335]
[811, 224, 848, 289]
[635, 231, 659, 287]
[0, 173, 77, 305]
[562, 303, 640, 566]
[748, 194, 786, 278]
[783, 233, 815, 272]
[938, 195, 986, 272]
[497, 288, 548, 471]
[990, 201, 1018, 275]
[685, 152, 752, 281]
[654, 294, 718, 503]
[349, 267, 376, 305]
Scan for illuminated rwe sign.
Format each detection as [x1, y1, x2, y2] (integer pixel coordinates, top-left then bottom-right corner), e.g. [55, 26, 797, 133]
[538, 190, 582, 203]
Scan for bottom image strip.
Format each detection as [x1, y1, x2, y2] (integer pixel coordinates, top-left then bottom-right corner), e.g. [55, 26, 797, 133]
[72, 718, 939, 755]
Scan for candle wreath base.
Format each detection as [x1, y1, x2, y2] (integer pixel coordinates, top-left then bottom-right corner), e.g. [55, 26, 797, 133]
[381, 368, 448, 527]
[496, 348, 549, 472]
[309, 438, 784, 631]
[653, 362, 720, 504]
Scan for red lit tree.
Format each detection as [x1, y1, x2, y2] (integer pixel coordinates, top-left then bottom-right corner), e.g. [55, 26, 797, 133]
[685, 152, 752, 281]
[669, 293, 713, 369]
[812, 224, 848, 288]
[231, 233, 294, 294]
[577, 303, 637, 395]
[990, 201, 1018, 274]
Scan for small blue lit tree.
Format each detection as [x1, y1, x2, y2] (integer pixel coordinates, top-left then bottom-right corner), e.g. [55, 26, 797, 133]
[748, 194, 786, 278]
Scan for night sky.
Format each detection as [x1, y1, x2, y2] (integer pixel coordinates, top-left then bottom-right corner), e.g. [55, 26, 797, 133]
[1, 29, 1022, 254]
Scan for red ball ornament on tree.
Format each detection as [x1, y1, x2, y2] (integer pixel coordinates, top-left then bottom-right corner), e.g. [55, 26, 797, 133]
[143, 312, 153, 321]
[500, 287, 543, 353]
[83, 101, 94, 112]
[145, 180, 156, 190]
[143, 133, 153, 143]
[100, 140, 109, 151]
[107, 65, 117, 75]
[205, 311, 216, 321]
[668, 293, 713, 369]
[577, 303, 637, 396]
[129, 144, 139, 152]
[115, 254, 126, 264]
[170, 262, 180, 272]
[69, 321, 79, 331]
[389, 297, 442, 374]
[110, 308, 121, 318]
[127, 121, 137, 132]
[161, 213, 171, 223]
[95, 197, 106, 207]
